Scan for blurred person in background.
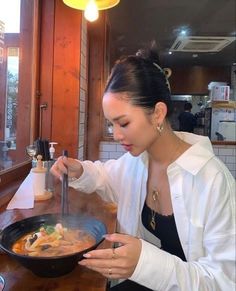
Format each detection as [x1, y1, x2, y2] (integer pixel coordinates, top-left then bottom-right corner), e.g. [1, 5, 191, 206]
[178, 101, 197, 133]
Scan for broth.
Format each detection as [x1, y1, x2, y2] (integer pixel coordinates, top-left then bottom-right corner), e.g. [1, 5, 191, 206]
[12, 223, 96, 257]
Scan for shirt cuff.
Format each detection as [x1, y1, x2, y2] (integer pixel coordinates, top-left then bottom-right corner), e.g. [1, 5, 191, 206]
[68, 162, 95, 193]
[129, 239, 173, 290]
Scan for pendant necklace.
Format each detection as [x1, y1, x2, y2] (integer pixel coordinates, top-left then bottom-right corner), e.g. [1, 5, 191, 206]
[150, 189, 159, 230]
[149, 139, 183, 230]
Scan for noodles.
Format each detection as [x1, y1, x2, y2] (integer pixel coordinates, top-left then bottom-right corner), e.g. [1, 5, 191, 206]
[12, 223, 96, 257]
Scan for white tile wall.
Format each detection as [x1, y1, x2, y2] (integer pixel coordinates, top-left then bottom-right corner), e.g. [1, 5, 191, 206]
[78, 17, 87, 161]
[99, 141, 236, 178]
[213, 144, 236, 178]
[99, 141, 126, 161]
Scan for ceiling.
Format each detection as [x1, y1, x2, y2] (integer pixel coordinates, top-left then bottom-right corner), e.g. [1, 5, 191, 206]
[107, 0, 236, 67]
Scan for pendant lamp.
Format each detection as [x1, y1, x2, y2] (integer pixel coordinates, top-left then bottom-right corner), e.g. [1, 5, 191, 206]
[63, 0, 120, 22]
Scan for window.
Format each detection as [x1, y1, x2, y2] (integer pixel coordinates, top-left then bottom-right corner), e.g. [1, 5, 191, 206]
[0, 0, 39, 187]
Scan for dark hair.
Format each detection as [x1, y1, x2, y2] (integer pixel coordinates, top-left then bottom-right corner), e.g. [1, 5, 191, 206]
[184, 102, 192, 111]
[104, 42, 173, 118]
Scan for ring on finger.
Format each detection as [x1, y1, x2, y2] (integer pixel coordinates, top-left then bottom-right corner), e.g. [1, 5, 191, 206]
[108, 268, 112, 276]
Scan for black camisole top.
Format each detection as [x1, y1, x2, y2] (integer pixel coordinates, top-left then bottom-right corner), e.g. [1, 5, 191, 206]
[141, 201, 186, 261]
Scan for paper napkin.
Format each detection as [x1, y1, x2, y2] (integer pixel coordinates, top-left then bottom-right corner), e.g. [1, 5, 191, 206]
[6, 172, 34, 210]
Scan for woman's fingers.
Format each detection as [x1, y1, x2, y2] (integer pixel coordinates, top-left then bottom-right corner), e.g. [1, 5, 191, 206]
[50, 156, 83, 180]
[83, 248, 116, 259]
[50, 156, 67, 179]
[79, 233, 142, 279]
[92, 266, 126, 279]
[103, 233, 137, 245]
[79, 255, 127, 279]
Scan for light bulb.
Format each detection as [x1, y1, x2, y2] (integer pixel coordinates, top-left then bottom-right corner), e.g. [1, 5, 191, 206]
[84, 0, 99, 22]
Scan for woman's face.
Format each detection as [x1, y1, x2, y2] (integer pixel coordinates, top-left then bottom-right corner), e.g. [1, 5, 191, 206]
[102, 92, 159, 156]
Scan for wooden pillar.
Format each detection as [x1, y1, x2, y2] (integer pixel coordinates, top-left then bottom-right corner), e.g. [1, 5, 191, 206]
[40, 0, 82, 158]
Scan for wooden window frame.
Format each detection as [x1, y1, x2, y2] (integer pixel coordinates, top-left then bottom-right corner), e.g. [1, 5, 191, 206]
[0, 0, 85, 202]
[0, 0, 40, 200]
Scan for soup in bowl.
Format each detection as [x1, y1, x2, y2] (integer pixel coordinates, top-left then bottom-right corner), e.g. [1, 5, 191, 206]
[12, 223, 96, 257]
[0, 213, 107, 277]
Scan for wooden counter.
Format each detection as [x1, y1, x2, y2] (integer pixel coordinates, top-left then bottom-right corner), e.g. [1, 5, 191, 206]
[0, 185, 117, 291]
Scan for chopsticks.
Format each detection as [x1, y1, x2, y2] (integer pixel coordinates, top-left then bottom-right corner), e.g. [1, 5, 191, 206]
[35, 139, 50, 161]
[61, 150, 69, 216]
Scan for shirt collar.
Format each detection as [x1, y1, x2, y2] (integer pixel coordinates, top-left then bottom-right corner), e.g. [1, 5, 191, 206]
[140, 132, 215, 175]
[171, 132, 215, 175]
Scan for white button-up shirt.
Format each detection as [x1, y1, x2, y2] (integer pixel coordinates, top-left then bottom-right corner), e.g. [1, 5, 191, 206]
[70, 132, 235, 290]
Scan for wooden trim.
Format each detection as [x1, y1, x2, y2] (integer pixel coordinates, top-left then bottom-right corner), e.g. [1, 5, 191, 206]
[211, 141, 236, 145]
[38, 0, 55, 140]
[14, 0, 40, 161]
[0, 178, 28, 208]
[0, 161, 31, 188]
[0, 162, 31, 204]
[31, 0, 41, 141]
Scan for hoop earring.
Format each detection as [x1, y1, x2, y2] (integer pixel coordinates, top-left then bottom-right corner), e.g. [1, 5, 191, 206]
[156, 123, 164, 134]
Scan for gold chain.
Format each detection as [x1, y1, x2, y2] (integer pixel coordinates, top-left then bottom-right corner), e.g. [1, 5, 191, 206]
[149, 137, 186, 230]
[150, 189, 159, 230]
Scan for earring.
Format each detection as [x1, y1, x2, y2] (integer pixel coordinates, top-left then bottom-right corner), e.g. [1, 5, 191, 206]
[156, 123, 164, 134]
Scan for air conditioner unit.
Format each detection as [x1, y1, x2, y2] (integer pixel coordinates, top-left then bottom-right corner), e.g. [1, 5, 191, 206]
[170, 36, 236, 52]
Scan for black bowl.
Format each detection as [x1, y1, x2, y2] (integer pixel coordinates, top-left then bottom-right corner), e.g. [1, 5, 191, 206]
[0, 213, 107, 277]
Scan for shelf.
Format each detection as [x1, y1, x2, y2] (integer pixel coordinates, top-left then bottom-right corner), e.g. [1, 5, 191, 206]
[212, 101, 236, 109]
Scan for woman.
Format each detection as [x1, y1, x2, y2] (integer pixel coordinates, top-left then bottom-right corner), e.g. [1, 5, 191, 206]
[51, 44, 235, 290]
[178, 101, 197, 133]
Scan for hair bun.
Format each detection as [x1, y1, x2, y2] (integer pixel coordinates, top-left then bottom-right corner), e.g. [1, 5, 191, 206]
[135, 40, 160, 65]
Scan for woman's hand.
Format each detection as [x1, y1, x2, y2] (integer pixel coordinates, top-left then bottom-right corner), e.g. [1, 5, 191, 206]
[50, 156, 83, 180]
[79, 233, 142, 279]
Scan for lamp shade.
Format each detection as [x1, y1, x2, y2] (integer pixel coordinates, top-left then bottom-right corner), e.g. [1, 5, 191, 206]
[63, 0, 120, 11]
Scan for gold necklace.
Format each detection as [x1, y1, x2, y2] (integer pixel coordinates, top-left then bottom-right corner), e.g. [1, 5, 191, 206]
[148, 139, 184, 230]
[150, 189, 159, 230]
